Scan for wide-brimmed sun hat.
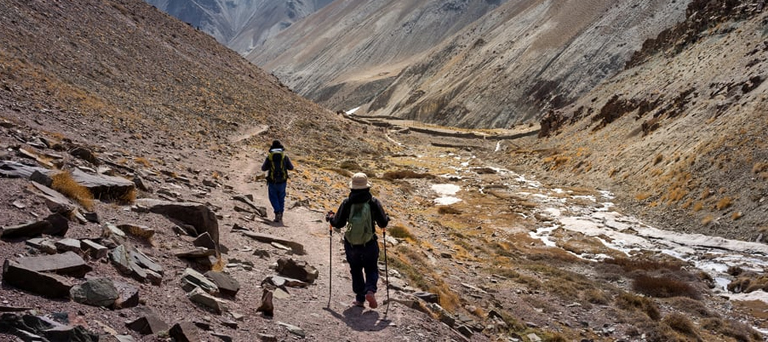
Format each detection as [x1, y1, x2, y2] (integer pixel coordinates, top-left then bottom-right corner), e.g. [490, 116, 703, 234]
[349, 172, 371, 190]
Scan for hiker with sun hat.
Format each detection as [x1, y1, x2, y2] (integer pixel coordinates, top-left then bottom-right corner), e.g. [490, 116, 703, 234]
[326, 172, 390, 308]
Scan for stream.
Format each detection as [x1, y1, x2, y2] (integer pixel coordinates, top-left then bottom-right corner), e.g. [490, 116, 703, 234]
[430, 151, 768, 333]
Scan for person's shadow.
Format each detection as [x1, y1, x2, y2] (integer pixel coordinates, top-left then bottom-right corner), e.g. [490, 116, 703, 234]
[323, 305, 390, 332]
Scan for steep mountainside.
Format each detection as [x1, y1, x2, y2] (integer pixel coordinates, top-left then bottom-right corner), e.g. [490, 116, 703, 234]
[248, 0, 509, 114]
[146, 0, 333, 54]
[253, 0, 690, 128]
[529, 0, 768, 241]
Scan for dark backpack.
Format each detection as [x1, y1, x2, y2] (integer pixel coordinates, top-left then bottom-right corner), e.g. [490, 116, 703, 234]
[345, 200, 373, 245]
[267, 150, 288, 183]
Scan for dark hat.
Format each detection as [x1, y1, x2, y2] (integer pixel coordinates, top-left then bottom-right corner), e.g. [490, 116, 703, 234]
[270, 140, 284, 149]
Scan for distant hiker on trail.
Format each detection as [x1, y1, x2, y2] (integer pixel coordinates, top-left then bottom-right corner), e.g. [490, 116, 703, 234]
[326, 173, 390, 308]
[261, 140, 294, 223]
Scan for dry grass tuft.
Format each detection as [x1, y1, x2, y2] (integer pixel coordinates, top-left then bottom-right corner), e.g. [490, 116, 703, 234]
[134, 157, 151, 167]
[692, 202, 704, 212]
[635, 192, 652, 201]
[731, 211, 743, 220]
[382, 170, 434, 180]
[752, 162, 768, 174]
[701, 318, 763, 342]
[604, 257, 683, 272]
[653, 154, 664, 165]
[662, 312, 699, 338]
[437, 206, 462, 215]
[211, 256, 225, 272]
[616, 291, 660, 320]
[51, 171, 94, 210]
[387, 225, 416, 241]
[584, 289, 610, 305]
[632, 274, 700, 299]
[701, 215, 714, 225]
[715, 196, 733, 210]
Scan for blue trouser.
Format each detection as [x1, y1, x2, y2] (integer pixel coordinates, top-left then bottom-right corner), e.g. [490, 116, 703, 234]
[267, 182, 287, 214]
[344, 238, 379, 302]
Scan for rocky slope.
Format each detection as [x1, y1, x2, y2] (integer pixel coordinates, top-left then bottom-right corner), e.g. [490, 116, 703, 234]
[531, 0, 768, 242]
[251, 0, 691, 128]
[146, 0, 333, 55]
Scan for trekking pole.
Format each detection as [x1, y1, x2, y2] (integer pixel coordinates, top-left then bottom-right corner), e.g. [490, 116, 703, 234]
[326, 211, 334, 308]
[383, 227, 390, 317]
[328, 222, 333, 308]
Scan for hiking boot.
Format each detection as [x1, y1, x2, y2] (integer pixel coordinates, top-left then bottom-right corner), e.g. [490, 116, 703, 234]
[365, 291, 378, 309]
[273, 213, 282, 223]
[352, 300, 364, 308]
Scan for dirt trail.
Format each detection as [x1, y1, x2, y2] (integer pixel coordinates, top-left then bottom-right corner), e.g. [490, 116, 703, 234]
[225, 143, 470, 341]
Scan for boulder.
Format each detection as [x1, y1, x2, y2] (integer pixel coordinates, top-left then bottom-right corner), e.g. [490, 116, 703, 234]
[169, 321, 201, 342]
[133, 175, 152, 192]
[181, 268, 218, 294]
[192, 232, 216, 250]
[26, 237, 58, 254]
[55, 238, 82, 253]
[263, 275, 308, 289]
[70, 168, 134, 201]
[70, 277, 119, 307]
[81, 239, 109, 259]
[114, 281, 140, 309]
[1, 213, 69, 239]
[204, 271, 240, 297]
[136, 199, 219, 247]
[256, 289, 274, 318]
[15, 251, 91, 278]
[2, 260, 73, 298]
[70, 146, 100, 165]
[30, 170, 53, 187]
[117, 224, 155, 240]
[0, 160, 49, 178]
[129, 248, 163, 275]
[414, 291, 440, 303]
[277, 322, 305, 338]
[232, 195, 267, 217]
[109, 245, 147, 282]
[125, 314, 169, 335]
[276, 258, 318, 284]
[175, 247, 216, 259]
[0, 313, 99, 342]
[30, 182, 77, 215]
[187, 287, 227, 315]
[241, 232, 305, 255]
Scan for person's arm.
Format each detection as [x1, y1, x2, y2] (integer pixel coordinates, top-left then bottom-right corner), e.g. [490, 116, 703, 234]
[371, 198, 389, 228]
[329, 199, 350, 229]
[261, 157, 269, 171]
[285, 156, 295, 171]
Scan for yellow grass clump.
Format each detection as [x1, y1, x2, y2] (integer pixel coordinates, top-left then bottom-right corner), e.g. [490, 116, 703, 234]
[715, 196, 733, 210]
[51, 171, 94, 211]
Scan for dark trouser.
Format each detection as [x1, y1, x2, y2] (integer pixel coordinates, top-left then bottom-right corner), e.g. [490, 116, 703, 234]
[267, 181, 286, 214]
[343, 238, 379, 303]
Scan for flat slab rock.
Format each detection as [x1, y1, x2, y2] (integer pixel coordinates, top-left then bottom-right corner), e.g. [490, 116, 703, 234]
[15, 251, 91, 278]
[2, 260, 73, 298]
[241, 232, 305, 255]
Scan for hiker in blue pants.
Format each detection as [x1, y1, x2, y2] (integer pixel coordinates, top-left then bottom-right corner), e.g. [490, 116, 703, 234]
[261, 140, 294, 223]
[327, 173, 390, 308]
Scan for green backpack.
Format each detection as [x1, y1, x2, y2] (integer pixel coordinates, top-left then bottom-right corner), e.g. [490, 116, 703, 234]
[267, 150, 288, 183]
[345, 201, 374, 245]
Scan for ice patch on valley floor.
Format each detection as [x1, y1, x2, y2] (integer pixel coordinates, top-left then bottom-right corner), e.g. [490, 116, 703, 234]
[432, 184, 462, 205]
[345, 107, 360, 114]
[531, 198, 768, 305]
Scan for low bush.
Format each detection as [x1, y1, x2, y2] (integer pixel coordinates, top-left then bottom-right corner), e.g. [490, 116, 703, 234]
[633, 274, 700, 299]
